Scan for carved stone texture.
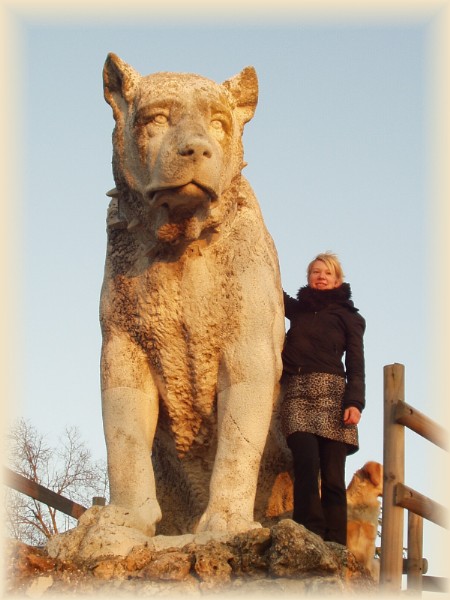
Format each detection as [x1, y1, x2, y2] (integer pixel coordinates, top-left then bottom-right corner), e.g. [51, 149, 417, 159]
[7, 521, 378, 596]
[227, 526, 272, 576]
[141, 551, 193, 582]
[269, 519, 340, 576]
[99, 53, 290, 538]
[193, 541, 234, 589]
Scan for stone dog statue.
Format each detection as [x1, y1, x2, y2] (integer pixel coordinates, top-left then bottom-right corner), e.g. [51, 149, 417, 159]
[100, 53, 287, 537]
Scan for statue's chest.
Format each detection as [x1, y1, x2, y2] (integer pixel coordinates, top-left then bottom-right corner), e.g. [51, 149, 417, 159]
[132, 251, 240, 361]
[129, 252, 241, 412]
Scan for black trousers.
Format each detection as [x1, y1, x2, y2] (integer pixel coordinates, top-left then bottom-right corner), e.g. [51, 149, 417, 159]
[287, 431, 348, 545]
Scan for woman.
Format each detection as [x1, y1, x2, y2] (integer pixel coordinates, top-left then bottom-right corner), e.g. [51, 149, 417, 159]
[281, 252, 365, 545]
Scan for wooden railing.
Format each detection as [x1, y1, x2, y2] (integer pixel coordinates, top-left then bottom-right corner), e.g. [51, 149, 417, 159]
[380, 363, 448, 594]
[4, 467, 106, 518]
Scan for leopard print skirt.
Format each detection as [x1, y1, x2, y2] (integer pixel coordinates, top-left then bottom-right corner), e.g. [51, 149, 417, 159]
[281, 372, 359, 455]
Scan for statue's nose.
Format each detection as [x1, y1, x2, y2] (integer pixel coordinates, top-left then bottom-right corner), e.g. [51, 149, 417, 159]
[178, 135, 213, 159]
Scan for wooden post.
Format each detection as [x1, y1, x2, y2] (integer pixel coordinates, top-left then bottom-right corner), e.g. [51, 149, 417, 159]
[407, 512, 424, 594]
[92, 496, 106, 506]
[380, 363, 405, 592]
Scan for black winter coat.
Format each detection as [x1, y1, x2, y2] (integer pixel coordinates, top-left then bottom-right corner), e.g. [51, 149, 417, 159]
[282, 283, 366, 412]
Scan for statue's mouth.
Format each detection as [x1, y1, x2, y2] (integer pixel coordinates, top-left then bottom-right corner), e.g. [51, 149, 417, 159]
[149, 182, 217, 209]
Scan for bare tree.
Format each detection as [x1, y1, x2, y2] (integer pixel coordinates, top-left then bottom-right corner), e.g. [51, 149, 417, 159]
[4, 418, 108, 546]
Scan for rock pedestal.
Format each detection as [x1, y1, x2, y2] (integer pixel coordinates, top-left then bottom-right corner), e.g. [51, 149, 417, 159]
[6, 519, 378, 596]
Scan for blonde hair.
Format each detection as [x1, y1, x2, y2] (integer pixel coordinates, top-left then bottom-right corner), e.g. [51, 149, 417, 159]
[307, 252, 345, 285]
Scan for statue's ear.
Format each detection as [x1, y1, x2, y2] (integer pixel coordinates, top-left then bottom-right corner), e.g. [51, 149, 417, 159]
[103, 53, 141, 120]
[222, 66, 258, 125]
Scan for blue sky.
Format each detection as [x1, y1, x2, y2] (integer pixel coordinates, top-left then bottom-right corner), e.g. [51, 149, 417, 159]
[2, 0, 449, 582]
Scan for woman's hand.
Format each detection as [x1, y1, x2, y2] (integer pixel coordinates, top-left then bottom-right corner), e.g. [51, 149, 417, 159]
[343, 406, 361, 425]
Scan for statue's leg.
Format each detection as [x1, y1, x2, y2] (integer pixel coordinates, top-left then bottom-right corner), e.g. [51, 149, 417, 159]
[196, 348, 278, 533]
[101, 335, 161, 536]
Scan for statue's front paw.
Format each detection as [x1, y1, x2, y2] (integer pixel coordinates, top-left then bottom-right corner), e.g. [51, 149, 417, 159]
[82, 501, 161, 537]
[195, 510, 262, 534]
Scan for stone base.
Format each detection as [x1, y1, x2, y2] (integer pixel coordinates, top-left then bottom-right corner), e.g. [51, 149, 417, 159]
[6, 518, 379, 596]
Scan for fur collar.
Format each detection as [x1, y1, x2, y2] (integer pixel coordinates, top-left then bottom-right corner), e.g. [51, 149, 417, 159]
[296, 282, 358, 312]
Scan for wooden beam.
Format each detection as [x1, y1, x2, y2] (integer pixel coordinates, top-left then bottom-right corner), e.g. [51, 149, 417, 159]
[394, 401, 448, 450]
[402, 557, 428, 575]
[395, 483, 448, 529]
[4, 467, 87, 520]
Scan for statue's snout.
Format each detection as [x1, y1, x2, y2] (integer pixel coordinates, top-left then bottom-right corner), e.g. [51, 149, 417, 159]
[178, 134, 213, 160]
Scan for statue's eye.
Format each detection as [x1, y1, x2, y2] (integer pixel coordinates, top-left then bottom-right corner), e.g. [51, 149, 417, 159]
[210, 119, 224, 130]
[210, 113, 230, 139]
[151, 113, 168, 125]
[135, 111, 169, 128]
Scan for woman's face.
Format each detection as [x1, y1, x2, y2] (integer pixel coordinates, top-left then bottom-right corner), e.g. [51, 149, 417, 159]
[308, 260, 340, 290]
